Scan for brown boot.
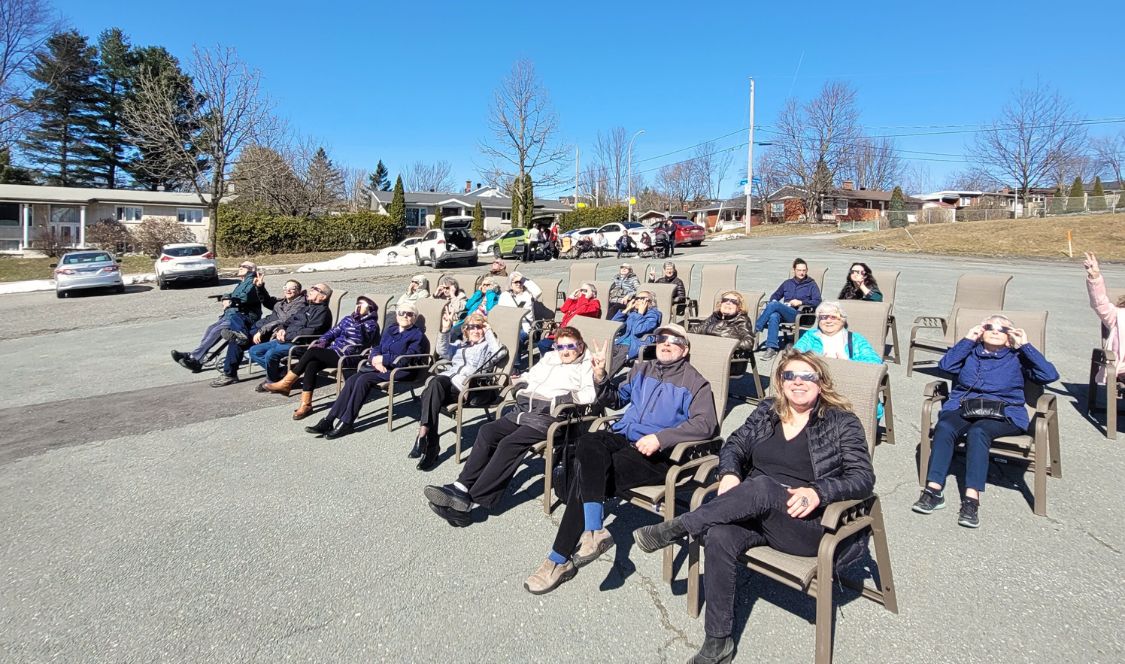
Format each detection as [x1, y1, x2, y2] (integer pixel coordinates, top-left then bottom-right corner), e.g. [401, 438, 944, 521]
[292, 392, 314, 420]
[263, 371, 299, 396]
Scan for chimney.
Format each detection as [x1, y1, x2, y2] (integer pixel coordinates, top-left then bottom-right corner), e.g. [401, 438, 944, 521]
[842, 180, 854, 191]
[465, 180, 472, 194]
[475, 182, 481, 189]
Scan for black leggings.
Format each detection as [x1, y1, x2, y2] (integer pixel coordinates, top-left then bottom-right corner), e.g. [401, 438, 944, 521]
[419, 375, 460, 445]
[291, 347, 342, 391]
[458, 417, 545, 508]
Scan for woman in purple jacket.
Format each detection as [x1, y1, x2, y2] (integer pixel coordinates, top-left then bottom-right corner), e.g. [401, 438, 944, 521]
[263, 294, 381, 420]
[912, 314, 1058, 528]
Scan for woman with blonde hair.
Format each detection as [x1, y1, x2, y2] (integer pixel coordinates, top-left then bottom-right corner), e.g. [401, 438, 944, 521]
[689, 289, 755, 354]
[632, 349, 874, 664]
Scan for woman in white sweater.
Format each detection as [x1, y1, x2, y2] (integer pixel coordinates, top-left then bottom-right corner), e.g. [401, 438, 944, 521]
[424, 326, 596, 526]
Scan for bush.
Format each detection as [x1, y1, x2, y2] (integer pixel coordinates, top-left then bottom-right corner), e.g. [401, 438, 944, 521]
[132, 218, 197, 256]
[86, 219, 133, 253]
[216, 206, 403, 256]
[557, 205, 628, 232]
[1066, 177, 1085, 213]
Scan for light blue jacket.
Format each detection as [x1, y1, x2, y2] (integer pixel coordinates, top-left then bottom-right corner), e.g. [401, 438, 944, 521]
[794, 329, 882, 364]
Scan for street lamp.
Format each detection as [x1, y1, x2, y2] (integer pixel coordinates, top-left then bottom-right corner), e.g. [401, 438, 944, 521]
[627, 129, 645, 221]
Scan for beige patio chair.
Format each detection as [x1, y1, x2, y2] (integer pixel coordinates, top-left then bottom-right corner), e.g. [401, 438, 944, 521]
[906, 272, 1012, 376]
[871, 269, 901, 363]
[567, 263, 600, 295]
[837, 300, 896, 445]
[243, 288, 348, 377]
[684, 289, 766, 401]
[687, 264, 738, 318]
[384, 297, 447, 431]
[644, 282, 678, 326]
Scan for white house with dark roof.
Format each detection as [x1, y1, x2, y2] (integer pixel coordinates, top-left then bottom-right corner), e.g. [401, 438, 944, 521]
[0, 184, 212, 254]
[367, 185, 571, 233]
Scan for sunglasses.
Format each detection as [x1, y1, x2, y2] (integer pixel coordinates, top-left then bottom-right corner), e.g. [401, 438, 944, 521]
[397, 311, 416, 318]
[850, 269, 866, 275]
[553, 342, 580, 351]
[982, 323, 1012, 333]
[655, 334, 687, 347]
[464, 324, 485, 331]
[633, 297, 650, 303]
[817, 314, 841, 321]
[239, 264, 254, 269]
[720, 297, 741, 305]
[781, 370, 820, 383]
[310, 285, 325, 294]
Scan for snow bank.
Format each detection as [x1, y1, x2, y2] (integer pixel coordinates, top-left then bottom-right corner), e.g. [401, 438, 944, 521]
[296, 252, 413, 273]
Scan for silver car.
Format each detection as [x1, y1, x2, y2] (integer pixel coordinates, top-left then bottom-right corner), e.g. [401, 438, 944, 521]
[52, 250, 126, 298]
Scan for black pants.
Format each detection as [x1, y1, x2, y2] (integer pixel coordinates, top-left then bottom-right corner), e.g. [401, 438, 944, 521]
[551, 430, 670, 556]
[290, 347, 342, 391]
[328, 369, 392, 424]
[606, 302, 626, 320]
[681, 475, 824, 638]
[419, 374, 460, 444]
[458, 417, 544, 508]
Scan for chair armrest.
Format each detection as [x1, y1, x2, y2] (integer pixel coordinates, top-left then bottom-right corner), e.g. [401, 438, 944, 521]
[667, 437, 721, 464]
[910, 316, 948, 343]
[656, 452, 720, 511]
[922, 380, 949, 401]
[690, 480, 721, 511]
[1092, 347, 1116, 365]
[390, 352, 436, 368]
[288, 335, 320, 345]
[590, 413, 624, 431]
[431, 359, 452, 373]
[819, 497, 867, 529]
[1034, 392, 1057, 416]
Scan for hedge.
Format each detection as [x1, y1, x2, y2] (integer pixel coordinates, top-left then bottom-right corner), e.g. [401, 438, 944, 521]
[216, 206, 404, 255]
[557, 205, 628, 232]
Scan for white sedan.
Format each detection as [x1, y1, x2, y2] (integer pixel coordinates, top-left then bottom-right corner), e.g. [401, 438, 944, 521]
[376, 237, 423, 264]
[596, 221, 649, 247]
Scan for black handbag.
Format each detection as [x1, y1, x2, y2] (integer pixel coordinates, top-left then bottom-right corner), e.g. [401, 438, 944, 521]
[960, 398, 1008, 421]
[551, 411, 584, 505]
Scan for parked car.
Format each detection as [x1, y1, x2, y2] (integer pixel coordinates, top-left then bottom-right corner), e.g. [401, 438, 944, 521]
[670, 218, 706, 246]
[414, 216, 477, 267]
[491, 227, 534, 259]
[595, 221, 648, 247]
[155, 242, 218, 289]
[53, 250, 125, 298]
[377, 236, 423, 262]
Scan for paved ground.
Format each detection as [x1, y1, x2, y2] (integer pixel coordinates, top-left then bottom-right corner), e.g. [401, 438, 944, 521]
[1, 235, 1123, 663]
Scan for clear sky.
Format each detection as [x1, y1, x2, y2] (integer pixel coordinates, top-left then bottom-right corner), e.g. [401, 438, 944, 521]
[55, 0, 1125, 197]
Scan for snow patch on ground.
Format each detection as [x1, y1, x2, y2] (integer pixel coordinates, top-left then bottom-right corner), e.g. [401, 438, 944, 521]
[708, 233, 746, 242]
[296, 252, 414, 273]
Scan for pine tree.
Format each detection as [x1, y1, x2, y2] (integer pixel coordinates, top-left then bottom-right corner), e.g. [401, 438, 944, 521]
[472, 200, 485, 241]
[89, 28, 136, 188]
[888, 186, 907, 228]
[369, 160, 390, 191]
[1066, 176, 1085, 213]
[432, 207, 443, 231]
[510, 173, 534, 227]
[1049, 185, 1066, 214]
[18, 31, 103, 186]
[1090, 176, 1107, 212]
[306, 147, 345, 216]
[388, 175, 407, 232]
[0, 148, 37, 184]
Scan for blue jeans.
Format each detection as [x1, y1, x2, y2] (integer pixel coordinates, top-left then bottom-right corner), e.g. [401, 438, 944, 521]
[248, 339, 296, 381]
[754, 301, 798, 350]
[513, 329, 530, 371]
[926, 409, 1022, 492]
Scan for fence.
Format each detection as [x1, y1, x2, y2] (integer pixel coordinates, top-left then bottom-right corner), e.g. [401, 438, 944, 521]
[1033, 194, 1124, 217]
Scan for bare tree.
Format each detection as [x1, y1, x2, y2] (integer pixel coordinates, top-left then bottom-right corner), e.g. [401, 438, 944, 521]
[900, 162, 934, 195]
[968, 81, 1087, 216]
[124, 46, 274, 253]
[229, 143, 308, 215]
[594, 126, 628, 202]
[692, 140, 734, 200]
[340, 165, 369, 212]
[771, 81, 861, 220]
[657, 161, 703, 211]
[944, 167, 1003, 191]
[578, 162, 608, 206]
[844, 136, 903, 190]
[1092, 132, 1124, 188]
[404, 159, 454, 192]
[480, 59, 570, 226]
[753, 149, 784, 222]
[0, 0, 58, 148]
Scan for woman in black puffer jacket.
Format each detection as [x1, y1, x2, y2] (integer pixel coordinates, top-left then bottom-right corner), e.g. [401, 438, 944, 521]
[632, 349, 874, 664]
[689, 289, 756, 355]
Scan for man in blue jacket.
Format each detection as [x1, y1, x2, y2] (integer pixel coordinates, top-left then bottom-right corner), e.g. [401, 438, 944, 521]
[172, 261, 262, 372]
[524, 322, 718, 595]
[754, 258, 822, 360]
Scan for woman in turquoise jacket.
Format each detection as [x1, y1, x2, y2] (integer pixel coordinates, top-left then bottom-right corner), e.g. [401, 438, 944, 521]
[454, 277, 501, 332]
[794, 301, 882, 364]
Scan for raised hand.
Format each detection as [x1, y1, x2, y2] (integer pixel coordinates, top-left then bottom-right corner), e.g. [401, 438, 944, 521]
[590, 339, 609, 376]
[253, 272, 265, 287]
[965, 325, 984, 341]
[1084, 251, 1100, 279]
[1009, 328, 1027, 349]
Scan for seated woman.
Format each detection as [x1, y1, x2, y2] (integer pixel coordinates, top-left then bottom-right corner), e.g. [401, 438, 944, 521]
[615, 233, 638, 259]
[647, 261, 687, 314]
[433, 276, 468, 322]
[610, 290, 661, 372]
[305, 302, 428, 440]
[638, 231, 653, 256]
[455, 277, 501, 332]
[632, 350, 874, 664]
[606, 263, 640, 319]
[689, 289, 755, 356]
[398, 275, 431, 308]
[838, 262, 882, 301]
[793, 301, 881, 363]
[912, 314, 1058, 528]
[413, 311, 503, 471]
[536, 283, 601, 356]
[1084, 251, 1125, 391]
[498, 272, 537, 371]
[424, 326, 596, 526]
[263, 294, 381, 420]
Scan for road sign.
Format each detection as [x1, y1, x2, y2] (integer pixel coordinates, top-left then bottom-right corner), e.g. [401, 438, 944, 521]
[629, 197, 636, 205]
[738, 178, 748, 186]
[752, 176, 761, 185]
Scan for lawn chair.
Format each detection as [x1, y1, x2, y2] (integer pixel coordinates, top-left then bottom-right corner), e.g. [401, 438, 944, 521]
[567, 263, 600, 297]
[644, 282, 678, 326]
[1085, 286, 1125, 440]
[906, 273, 1012, 376]
[591, 280, 612, 319]
[837, 300, 896, 445]
[687, 357, 897, 664]
[871, 269, 901, 363]
[418, 271, 444, 289]
[686, 264, 738, 318]
[918, 308, 1059, 516]
[383, 298, 446, 431]
[684, 289, 766, 402]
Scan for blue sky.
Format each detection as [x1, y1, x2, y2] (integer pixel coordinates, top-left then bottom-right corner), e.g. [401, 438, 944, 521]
[56, 0, 1125, 196]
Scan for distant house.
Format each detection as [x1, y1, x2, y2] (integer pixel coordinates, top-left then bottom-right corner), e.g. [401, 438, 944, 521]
[687, 196, 763, 229]
[767, 181, 922, 222]
[368, 182, 571, 233]
[916, 190, 1016, 212]
[635, 209, 689, 225]
[0, 184, 212, 254]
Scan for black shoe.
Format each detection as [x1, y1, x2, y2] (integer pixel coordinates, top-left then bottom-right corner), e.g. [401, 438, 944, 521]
[220, 328, 249, 347]
[957, 497, 980, 528]
[424, 484, 472, 512]
[428, 501, 472, 527]
[416, 440, 440, 471]
[177, 355, 202, 372]
[911, 488, 946, 514]
[324, 422, 354, 440]
[633, 517, 688, 553]
[171, 350, 185, 362]
[305, 416, 334, 435]
[407, 435, 424, 459]
[209, 373, 238, 387]
[254, 380, 270, 393]
[688, 635, 735, 664]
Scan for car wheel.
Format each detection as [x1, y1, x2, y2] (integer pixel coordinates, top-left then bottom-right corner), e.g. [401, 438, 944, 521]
[158, 278, 168, 290]
[430, 250, 439, 268]
[415, 251, 424, 266]
[115, 284, 126, 294]
[387, 251, 397, 261]
[56, 289, 65, 299]
[493, 245, 501, 259]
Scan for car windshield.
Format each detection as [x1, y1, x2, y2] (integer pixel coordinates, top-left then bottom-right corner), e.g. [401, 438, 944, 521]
[163, 246, 208, 257]
[62, 252, 113, 264]
[624, 222, 644, 229]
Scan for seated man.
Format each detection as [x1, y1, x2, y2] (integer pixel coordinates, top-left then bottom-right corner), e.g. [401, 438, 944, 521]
[210, 277, 307, 386]
[754, 257, 822, 361]
[244, 283, 333, 386]
[524, 323, 718, 594]
[172, 261, 262, 372]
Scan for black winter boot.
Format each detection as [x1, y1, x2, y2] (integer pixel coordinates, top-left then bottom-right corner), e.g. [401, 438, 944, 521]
[633, 517, 689, 553]
[305, 416, 334, 435]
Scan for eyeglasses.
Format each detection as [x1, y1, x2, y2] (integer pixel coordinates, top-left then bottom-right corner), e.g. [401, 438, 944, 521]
[239, 264, 254, 270]
[982, 323, 1012, 333]
[283, 286, 299, 292]
[850, 269, 866, 275]
[481, 282, 493, 288]
[464, 324, 485, 331]
[310, 285, 325, 294]
[553, 342, 580, 351]
[633, 297, 650, 303]
[817, 314, 842, 321]
[410, 280, 422, 285]
[720, 297, 741, 305]
[781, 370, 820, 383]
[655, 334, 687, 347]
[397, 311, 416, 318]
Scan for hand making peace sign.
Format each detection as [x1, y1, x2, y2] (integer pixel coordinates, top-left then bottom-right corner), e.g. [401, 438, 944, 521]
[590, 339, 609, 379]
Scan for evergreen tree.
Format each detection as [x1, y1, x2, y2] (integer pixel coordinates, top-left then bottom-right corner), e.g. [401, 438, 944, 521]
[510, 173, 534, 227]
[306, 147, 345, 216]
[17, 31, 102, 186]
[89, 28, 136, 188]
[1066, 176, 1085, 213]
[1049, 185, 1066, 214]
[388, 175, 407, 232]
[0, 148, 37, 184]
[471, 200, 485, 241]
[433, 207, 443, 228]
[369, 160, 390, 191]
[888, 186, 907, 228]
[1090, 176, 1107, 212]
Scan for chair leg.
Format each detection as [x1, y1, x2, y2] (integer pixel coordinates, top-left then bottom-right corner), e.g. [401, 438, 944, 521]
[1109, 387, 1119, 442]
[687, 538, 702, 618]
[386, 385, 396, 432]
[814, 551, 836, 664]
[1032, 445, 1048, 517]
[918, 430, 932, 488]
[661, 507, 676, 584]
[881, 378, 895, 446]
[905, 342, 916, 377]
[887, 316, 901, 365]
[869, 498, 898, 614]
[750, 355, 764, 399]
[543, 442, 555, 515]
[455, 409, 465, 463]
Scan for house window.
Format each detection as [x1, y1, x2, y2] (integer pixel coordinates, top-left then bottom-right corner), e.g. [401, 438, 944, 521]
[441, 206, 460, 218]
[0, 202, 18, 227]
[116, 206, 143, 222]
[501, 211, 512, 221]
[51, 206, 79, 224]
[833, 199, 848, 216]
[770, 202, 784, 215]
[177, 208, 204, 224]
[406, 207, 427, 228]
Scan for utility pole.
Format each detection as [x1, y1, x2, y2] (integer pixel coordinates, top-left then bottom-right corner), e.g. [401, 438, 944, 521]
[627, 129, 645, 221]
[744, 77, 755, 234]
[574, 147, 580, 207]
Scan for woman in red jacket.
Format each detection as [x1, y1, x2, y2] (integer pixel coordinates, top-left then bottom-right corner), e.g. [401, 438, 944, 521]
[536, 283, 601, 356]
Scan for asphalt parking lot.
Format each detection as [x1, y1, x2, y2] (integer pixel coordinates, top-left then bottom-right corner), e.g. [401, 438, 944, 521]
[1, 234, 1123, 663]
